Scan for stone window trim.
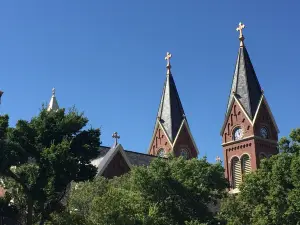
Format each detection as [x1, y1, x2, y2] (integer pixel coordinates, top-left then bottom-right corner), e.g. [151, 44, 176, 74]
[232, 125, 245, 141]
[259, 124, 270, 139]
[157, 148, 165, 157]
[179, 147, 190, 159]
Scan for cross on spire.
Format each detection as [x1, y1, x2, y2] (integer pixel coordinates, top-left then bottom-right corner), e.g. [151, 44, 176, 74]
[236, 22, 246, 47]
[215, 156, 221, 163]
[112, 132, 120, 146]
[52, 87, 56, 97]
[165, 52, 172, 75]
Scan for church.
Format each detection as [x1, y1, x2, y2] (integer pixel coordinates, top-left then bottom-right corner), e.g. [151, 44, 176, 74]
[46, 22, 279, 190]
[2, 22, 280, 194]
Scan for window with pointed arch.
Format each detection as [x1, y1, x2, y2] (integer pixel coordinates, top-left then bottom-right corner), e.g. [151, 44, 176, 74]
[231, 157, 241, 189]
[157, 148, 165, 157]
[180, 148, 189, 159]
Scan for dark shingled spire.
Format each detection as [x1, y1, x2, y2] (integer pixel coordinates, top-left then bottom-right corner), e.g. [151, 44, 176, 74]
[157, 53, 185, 142]
[226, 34, 262, 120]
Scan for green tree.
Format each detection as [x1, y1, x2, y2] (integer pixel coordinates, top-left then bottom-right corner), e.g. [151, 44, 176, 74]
[219, 128, 300, 225]
[0, 107, 101, 225]
[65, 156, 228, 225]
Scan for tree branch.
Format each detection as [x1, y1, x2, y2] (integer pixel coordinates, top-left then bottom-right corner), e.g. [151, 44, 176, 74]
[4, 170, 29, 194]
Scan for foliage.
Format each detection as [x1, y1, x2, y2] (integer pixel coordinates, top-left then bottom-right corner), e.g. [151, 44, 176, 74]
[0, 107, 101, 225]
[219, 128, 300, 225]
[63, 156, 228, 225]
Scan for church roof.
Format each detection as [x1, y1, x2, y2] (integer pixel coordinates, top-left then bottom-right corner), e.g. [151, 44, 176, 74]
[226, 40, 262, 120]
[157, 53, 185, 142]
[47, 88, 59, 111]
[93, 145, 157, 169]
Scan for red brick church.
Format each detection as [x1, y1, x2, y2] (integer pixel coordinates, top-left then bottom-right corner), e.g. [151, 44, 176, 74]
[0, 22, 279, 194]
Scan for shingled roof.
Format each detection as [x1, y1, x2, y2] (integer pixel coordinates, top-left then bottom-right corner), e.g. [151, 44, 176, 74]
[157, 64, 185, 142]
[93, 145, 157, 167]
[226, 45, 262, 120]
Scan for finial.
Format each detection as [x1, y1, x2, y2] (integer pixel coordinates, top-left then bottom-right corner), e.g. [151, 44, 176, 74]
[165, 52, 172, 75]
[236, 22, 245, 47]
[112, 132, 120, 147]
[215, 156, 222, 163]
[52, 88, 56, 97]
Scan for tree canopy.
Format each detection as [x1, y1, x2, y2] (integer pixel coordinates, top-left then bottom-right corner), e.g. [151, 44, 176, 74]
[0, 107, 101, 225]
[61, 156, 228, 225]
[219, 128, 300, 225]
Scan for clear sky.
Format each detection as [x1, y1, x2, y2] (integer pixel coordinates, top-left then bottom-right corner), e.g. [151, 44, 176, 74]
[0, 0, 299, 163]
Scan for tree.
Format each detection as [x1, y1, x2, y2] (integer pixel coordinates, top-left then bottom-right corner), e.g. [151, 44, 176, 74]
[65, 156, 228, 225]
[0, 107, 101, 225]
[219, 128, 300, 225]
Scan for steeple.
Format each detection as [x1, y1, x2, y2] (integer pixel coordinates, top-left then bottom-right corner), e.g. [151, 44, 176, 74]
[221, 22, 279, 192]
[148, 52, 198, 158]
[157, 52, 185, 142]
[226, 22, 262, 120]
[47, 88, 59, 111]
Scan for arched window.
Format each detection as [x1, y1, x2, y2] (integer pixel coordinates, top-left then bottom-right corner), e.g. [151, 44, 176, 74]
[231, 157, 242, 189]
[180, 148, 189, 159]
[157, 148, 165, 157]
[241, 154, 251, 178]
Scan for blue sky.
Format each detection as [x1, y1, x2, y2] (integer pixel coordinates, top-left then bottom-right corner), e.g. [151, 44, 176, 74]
[0, 1, 299, 162]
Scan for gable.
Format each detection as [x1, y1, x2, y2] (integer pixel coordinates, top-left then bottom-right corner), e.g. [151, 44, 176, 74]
[173, 121, 198, 158]
[253, 98, 279, 140]
[102, 152, 131, 179]
[93, 144, 132, 178]
[221, 98, 254, 144]
[148, 120, 172, 155]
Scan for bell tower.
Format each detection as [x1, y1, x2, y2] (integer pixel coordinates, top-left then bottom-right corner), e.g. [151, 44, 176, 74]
[148, 52, 198, 159]
[221, 23, 279, 192]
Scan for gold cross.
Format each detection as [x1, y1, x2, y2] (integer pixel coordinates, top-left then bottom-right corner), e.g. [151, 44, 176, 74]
[165, 52, 172, 75]
[165, 52, 172, 63]
[236, 22, 245, 38]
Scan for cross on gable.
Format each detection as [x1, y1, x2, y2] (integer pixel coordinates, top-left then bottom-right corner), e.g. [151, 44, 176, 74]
[215, 156, 221, 162]
[112, 132, 120, 146]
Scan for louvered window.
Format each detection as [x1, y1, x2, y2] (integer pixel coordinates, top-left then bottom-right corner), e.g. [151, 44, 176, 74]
[231, 157, 242, 189]
[241, 155, 251, 178]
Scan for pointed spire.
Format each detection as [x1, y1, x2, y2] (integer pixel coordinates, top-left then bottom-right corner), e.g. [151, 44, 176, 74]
[226, 23, 263, 119]
[157, 52, 185, 142]
[47, 88, 59, 111]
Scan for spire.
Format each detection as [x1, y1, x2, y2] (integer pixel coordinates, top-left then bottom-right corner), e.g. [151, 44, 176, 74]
[226, 22, 262, 119]
[157, 52, 185, 142]
[47, 88, 59, 111]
